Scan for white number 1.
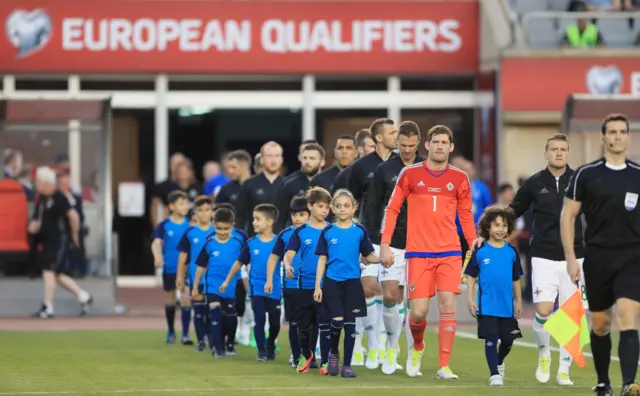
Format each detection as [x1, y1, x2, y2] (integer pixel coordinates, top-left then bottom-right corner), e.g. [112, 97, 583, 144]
[432, 196, 437, 212]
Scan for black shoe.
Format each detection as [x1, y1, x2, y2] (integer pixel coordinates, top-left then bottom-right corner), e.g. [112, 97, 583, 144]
[621, 383, 640, 396]
[267, 347, 276, 361]
[212, 348, 225, 359]
[80, 296, 93, 316]
[593, 383, 613, 396]
[181, 337, 194, 346]
[257, 352, 267, 362]
[226, 344, 237, 356]
[32, 303, 53, 319]
[196, 341, 206, 352]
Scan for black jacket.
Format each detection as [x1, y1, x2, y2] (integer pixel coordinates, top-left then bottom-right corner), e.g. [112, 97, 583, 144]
[332, 165, 352, 194]
[347, 151, 397, 221]
[214, 180, 242, 209]
[364, 155, 424, 247]
[276, 170, 311, 229]
[510, 167, 584, 261]
[235, 173, 283, 235]
[309, 165, 342, 192]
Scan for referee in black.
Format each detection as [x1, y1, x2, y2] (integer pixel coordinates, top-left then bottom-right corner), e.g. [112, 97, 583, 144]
[562, 114, 640, 396]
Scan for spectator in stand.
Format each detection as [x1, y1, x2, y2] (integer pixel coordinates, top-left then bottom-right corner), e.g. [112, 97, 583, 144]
[3, 148, 35, 200]
[621, 0, 640, 9]
[563, 2, 604, 48]
[583, 0, 621, 10]
[203, 159, 230, 197]
[497, 183, 525, 247]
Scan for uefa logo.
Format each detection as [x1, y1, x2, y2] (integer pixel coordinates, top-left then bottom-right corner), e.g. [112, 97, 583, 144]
[585, 65, 623, 95]
[5, 9, 52, 58]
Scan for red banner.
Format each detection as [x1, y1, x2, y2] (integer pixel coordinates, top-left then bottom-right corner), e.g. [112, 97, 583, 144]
[501, 57, 640, 111]
[0, 1, 478, 74]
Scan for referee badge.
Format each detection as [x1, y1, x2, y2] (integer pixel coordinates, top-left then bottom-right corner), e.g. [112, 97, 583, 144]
[624, 192, 638, 211]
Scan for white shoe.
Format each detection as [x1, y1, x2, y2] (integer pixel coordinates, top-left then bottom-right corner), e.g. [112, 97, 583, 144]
[352, 350, 365, 366]
[497, 363, 505, 378]
[535, 356, 551, 383]
[436, 366, 459, 380]
[365, 348, 379, 369]
[489, 374, 504, 386]
[381, 348, 398, 375]
[405, 346, 423, 378]
[395, 362, 403, 370]
[556, 371, 574, 386]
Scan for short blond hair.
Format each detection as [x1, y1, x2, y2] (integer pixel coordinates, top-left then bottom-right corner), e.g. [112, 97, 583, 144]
[544, 133, 569, 151]
[260, 141, 283, 155]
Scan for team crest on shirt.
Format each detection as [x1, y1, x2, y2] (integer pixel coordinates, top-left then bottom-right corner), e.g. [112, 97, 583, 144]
[256, 189, 264, 196]
[330, 238, 338, 245]
[253, 249, 260, 255]
[230, 194, 237, 201]
[446, 182, 454, 191]
[167, 230, 174, 237]
[213, 251, 220, 257]
[625, 192, 638, 211]
[482, 258, 490, 265]
[409, 284, 415, 291]
[193, 238, 199, 244]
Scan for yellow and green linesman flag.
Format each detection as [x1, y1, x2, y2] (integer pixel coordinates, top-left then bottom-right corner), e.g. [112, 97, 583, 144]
[544, 289, 590, 367]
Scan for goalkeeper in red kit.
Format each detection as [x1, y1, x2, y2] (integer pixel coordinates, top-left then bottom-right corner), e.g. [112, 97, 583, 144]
[379, 125, 477, 379]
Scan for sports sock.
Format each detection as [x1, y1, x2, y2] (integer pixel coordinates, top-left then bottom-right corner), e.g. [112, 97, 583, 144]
[299, 326, 313, 360]
[364, 297, 378, 351]
[343, 321, 356, 366]
[289, 319, 302, 363]
[319, 322, 331, 364]
[438, 312, 456, 369]
[404, 302, 413, 350]
[181, 307, 191, 338]
[354, 317, 364, 353]
[498, 339, 514, 365]
[267, 309, 281, 351]
[559, 347, 573, 373]
[311, 326, 319, 354]
[165, 305, 176, 334]
[223, 313, 238, 347]
[590, 331, 612, 385]
[533, 314, 551, 357]
[485, 336, 499, 376]
[409, 316, 426, 351]
[331, 319, 344, 354]
[209, 305, 223, 352]
[253, 306, 267, 353]
[193, 302, 207, 343]
[383, 301, 401, 350]
[619, 330, 639, 385]
[376, 296, 387, 350]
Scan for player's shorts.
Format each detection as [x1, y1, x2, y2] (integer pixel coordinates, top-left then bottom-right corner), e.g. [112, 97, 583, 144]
[38, 239, 72, 275]
[205, 293, 237, 315]
[372, 244, 406, 285]
[162, 272, 177, 292]
[477, 315, 522, 341]
[531, 257, 588, 309]
[235, 279, 247, 317]
[582, 246, 640, 312]
[361, 244, 381, 279]
[322, 277, 366, 320]
[296, 289, 329, 330]
[406, 255, 462, 299]
[251, 296, 281, 316]
[283, 288, 299, 321]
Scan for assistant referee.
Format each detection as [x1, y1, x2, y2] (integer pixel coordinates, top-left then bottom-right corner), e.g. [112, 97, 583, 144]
[561, 114, 640, 396]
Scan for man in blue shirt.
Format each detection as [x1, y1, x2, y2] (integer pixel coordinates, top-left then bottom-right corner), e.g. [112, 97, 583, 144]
[203, 160, 230, 197]
[464, 205, 523, 386]
[283, 187, 331, 374]
[193, 207, 246, 358]
[151, 190, 191, 344]
[221, 204, 280, 361]
[177, 196, 214, 351]
[314, 189, 379, 378]
[266, 196, 310, 368]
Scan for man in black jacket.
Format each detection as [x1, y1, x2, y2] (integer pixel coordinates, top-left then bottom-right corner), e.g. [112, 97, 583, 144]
[365, 121, 423, 374]
[332, 129, 375, 193]
[215, 149, 252, 210]
[309, 135, 357, 192]
[503, 133, 584, 386]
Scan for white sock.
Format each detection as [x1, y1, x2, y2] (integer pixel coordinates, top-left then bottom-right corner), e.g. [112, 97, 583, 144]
[376, 296, 387, 350]
[533, 313, 551, 357]
[364, 297, 378, 350]
[404, 302, 413, 350]
[559, 347, 572, 373]
[382, 301, 402, 350]
[355, 317, 365, 352]
[77, 290, 90, 303]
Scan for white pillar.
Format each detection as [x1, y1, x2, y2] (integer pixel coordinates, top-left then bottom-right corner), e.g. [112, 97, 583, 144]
[155, 75, 169, 182]
[2, 75, 15, 93]
[68, 75, 81, 190]
[387, 76, 401, 123]
[302, 74, 315, 141]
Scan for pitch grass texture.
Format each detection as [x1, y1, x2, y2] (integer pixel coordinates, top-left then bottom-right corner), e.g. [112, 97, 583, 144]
[0, 330, 623, 395]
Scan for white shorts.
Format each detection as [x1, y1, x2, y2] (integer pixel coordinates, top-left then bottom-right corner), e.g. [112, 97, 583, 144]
[363, 245, 406, 286]
[531, 257, 588, 310]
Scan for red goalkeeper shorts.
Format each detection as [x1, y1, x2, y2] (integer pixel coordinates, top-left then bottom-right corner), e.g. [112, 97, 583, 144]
[406, 256, 462, 299]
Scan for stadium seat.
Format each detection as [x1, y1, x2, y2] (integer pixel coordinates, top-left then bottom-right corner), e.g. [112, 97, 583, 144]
[598, 19, 635, 47]
[514, 0, 549, 16]
[0, 179, 29, 252]
[547, 0, 570, 11]
[527, 19, 561, 48]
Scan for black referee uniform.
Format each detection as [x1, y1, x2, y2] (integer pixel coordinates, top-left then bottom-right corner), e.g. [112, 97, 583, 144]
[566, 157, 640, 394]
[347, 151, 397, 220]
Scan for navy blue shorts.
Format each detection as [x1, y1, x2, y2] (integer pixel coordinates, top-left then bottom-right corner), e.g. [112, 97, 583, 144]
[162, 273, 177, 292]
[251, 295, 281, 316]
[282, 289, 299, 321]
[322, 277, 366, 320]
[296, 289, 330, 329]
[477, 315, 522, 341]
[205, 294, 237, 315]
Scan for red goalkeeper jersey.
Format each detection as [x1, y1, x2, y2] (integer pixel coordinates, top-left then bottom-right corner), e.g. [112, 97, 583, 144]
[380, 162, 477, 258]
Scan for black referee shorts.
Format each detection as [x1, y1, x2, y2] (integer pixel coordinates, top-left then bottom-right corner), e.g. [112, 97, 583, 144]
[583, 246, 640, 312]
[38, 239, 72, 276]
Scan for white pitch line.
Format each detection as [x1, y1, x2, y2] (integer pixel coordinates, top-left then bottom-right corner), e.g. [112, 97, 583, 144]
[0, 384, 594, 395]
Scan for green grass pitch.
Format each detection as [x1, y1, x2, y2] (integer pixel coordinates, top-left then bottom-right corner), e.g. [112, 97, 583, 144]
[0, 329, 624, 395]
